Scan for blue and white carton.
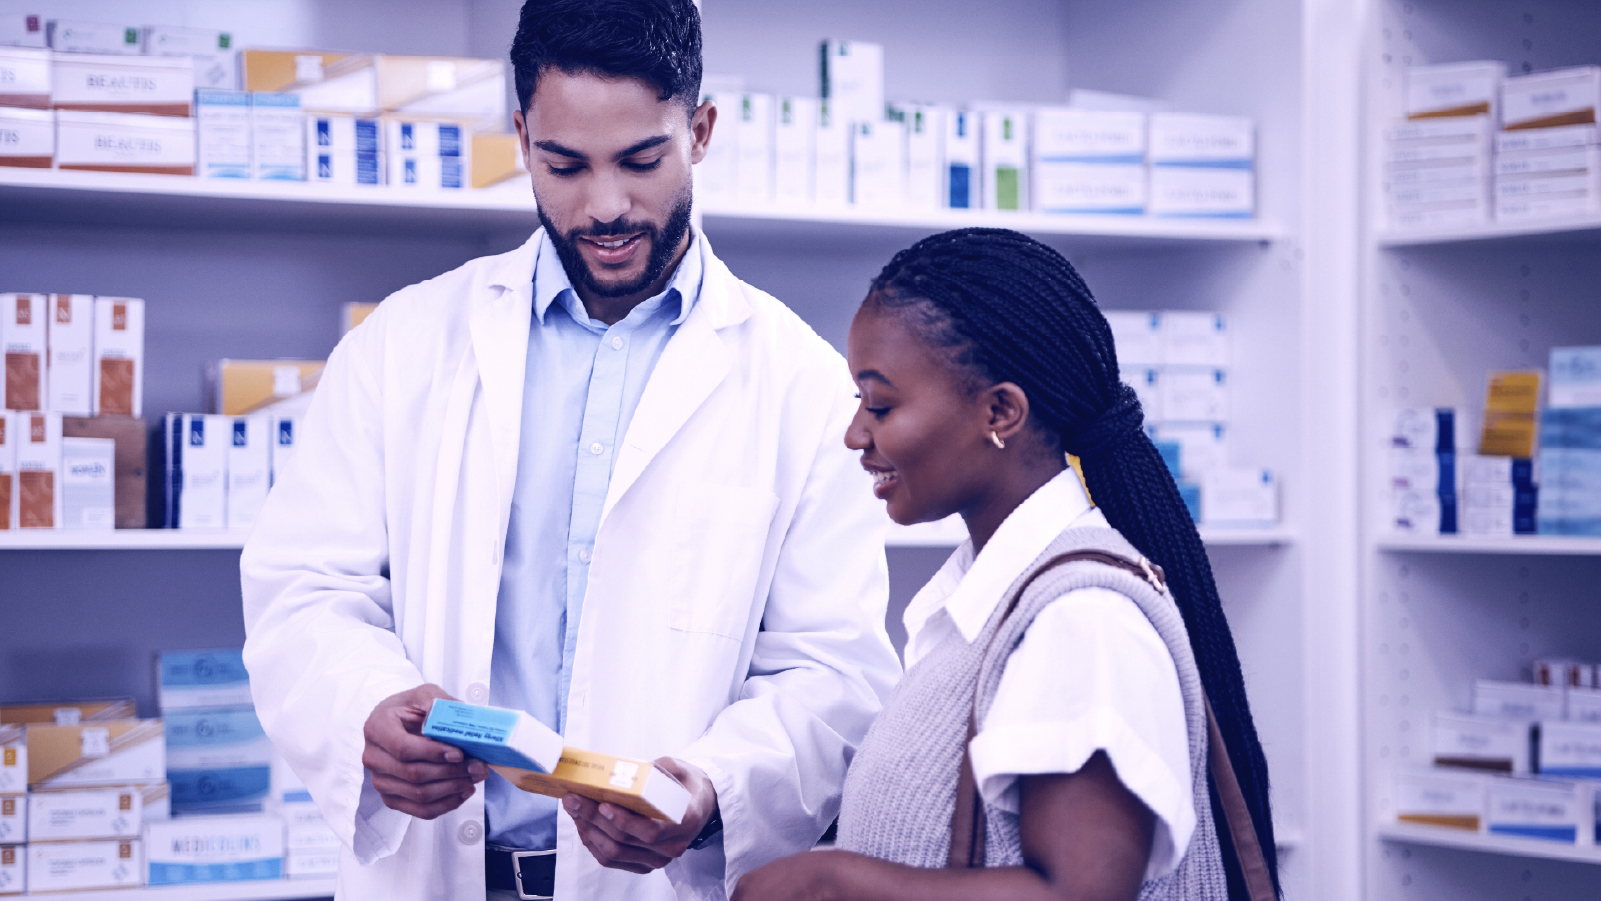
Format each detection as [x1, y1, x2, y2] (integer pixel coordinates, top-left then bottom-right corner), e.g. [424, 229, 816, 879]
[157, 649, 252, 712]
[144, 813, 284, 885]
[165, 708, 272, 815]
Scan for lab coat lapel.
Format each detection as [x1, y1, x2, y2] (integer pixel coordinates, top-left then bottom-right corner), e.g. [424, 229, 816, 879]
[469, 232, 538, 533]
[601, 247, 747, 521]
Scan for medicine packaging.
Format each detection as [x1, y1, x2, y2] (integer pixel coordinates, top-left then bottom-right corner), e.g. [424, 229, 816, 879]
[1201, 468, 1278, 526]
[0, 413, 12, 530]
[1149, 113, 1255, 166]
[773, 96, 815, 204]
[60, 436, 114, 530]
[197, 90, 251, 179]
[45, 294, 93, 415]
[1036, 162, 1147, 215]
[287, 847, 339, 877]
[1485, 775, 1587, 843]
[377, 56, 507, 133]
[165, 707, 273, 814]
[1150, 422, 1229, 479]
[1393, 766, 1485, 830]
[0, 698, 136, 725]
[251, 92, 305, 181]
[141, 25, 235, 90]
[62, 415, 149, 529]
[0, 846, 18, 896]
[1535, 658, 1598, 689]
[1105, 311, 1164, 366]
[850, 118, 905, 209]
[92, 296, 143, 416]
[227, 416, 270, 530]
[0, 106, 52, 168]
[177, 414, 229, 529]
[0, 48, 48, 109]
[1537, 719, 1601, 779]
[813, 99, 850, 206]
[1433, 711, 1530, 774]
[2, 293, 46, 411]
[1567, 688, 1601, 723]
[51, 53, 195, 117]
[56, 110, 196, 175]
[1473, 679, 1565, 721]
[981, 107, 1028, 211]
[1161, 312, 1231, 367]
[898, 103, 944, 210]
[0, 726, 22, 792]
[1160, 368, 1230, 422]
[944, 109, 980, 209]
[1150, 166, 1255, 218]
[0, 795, 21, 843]
[47, 20, 142, 55]
[469, 133, 524, 189]
[0, 14, 45, 49]
[735, 93, 774, 204]
[15, 411, 61, 529]
[306, 115, 382, 186]
[270, 415, 301, 486]
[1406, 60, 1505, 122]
[27, 719, 165, 789]
[27, 839, 142, 893]
[1502, 66, 1601, 132]
[158, 649, 252, 712]
[818, 40, 883, 124]
[144, 814, 285, 885]
[28, 786, 142, 841]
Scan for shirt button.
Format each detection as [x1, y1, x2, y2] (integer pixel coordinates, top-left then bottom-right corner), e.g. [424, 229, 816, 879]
[466, 682, 488, 704]
[609, 336, 624, 350]
[589, 442, 603, 455]
[458, 820, 483, 845]
[578, 548, 592, 564]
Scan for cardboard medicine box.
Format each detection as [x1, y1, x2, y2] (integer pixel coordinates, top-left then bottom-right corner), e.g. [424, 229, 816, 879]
[0, 845, 19, 896]
[773, 96, 815, 204]
[813, 98, 849, 206]
[56, 110, 195, 175]
[2, 293, 45, 412]
[158, 648, 252, 712]
[15, 411, 60, 529]
[0, 796, 21, 843]
[166, 708, 272, 814]
[62, 415, 147, 529]
[144, 814, 285, 885]
[51, 52, 194, 116]
[0, 727, 22, 793]
[0, 14, 45, 49]
[981, 108, 1028, 211]
[60, 436, 114, 530]
[27, 719, 165, 789]
[227, 417, 270, 530]
[27, 839, 141, 892]
[92, 296, 143, 416]
[1393, 766, 1485, 830]
[0, 106, 51, 168]
[252, 92, 305, 181]
[0, 698, 136, 725]
[47, 20, 142, 55]
[46, 294, 93, 415]
[0, 412, 11, 530]
[28, 786, 141, 841]
[1406, 60, 1505, 122]
[196, 89, 251, 179]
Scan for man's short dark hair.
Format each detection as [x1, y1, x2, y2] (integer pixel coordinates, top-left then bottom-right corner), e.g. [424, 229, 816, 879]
[510, 0, 703, 114]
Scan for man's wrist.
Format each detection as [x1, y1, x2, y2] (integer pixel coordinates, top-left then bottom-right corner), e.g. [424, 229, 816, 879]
[687, 802, 722, 850]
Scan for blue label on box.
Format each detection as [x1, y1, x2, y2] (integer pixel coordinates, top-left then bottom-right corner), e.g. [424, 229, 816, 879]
[166, 708, 265, 746]
[439, 125, 462, 157]
[422, 700, 549, 772]
[1489, 823, 1578, 842]
[356, 153, 381, 185]
[171, 765, 272, 810]
[354, 120, 379, 154]
[948, 164, 971, 208]
[149, 859, 283, 885]
[161, 649, 249, 687]
[442, 157, 463, 189]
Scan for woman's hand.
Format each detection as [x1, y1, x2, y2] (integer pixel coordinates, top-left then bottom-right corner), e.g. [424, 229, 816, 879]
[733, 849, 865, 901]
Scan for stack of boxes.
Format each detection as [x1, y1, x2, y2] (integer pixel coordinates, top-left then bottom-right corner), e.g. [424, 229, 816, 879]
[1496, 67, 1601, 222]
[1387, 407, 1460, 534]
[1395, 659, 1601, 847]
[1390, 60, 1601, 229]
[1538, 347, 1601, 535]
[4, 698, 166, 893]
[1106, 310, 1278, 526]
[1386, 60, 1498, 230]
[1, 293, 146, 532]
[694, 40, 1257, 219]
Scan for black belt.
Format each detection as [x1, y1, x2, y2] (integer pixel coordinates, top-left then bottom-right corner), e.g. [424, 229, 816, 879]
[486, 845, 555, 900]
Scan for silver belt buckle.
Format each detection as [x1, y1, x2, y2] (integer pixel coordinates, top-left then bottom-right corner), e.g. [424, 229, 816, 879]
[512, 848, 555, 901]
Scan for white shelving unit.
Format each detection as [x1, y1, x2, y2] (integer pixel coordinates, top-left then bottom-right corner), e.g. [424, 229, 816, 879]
[1360, 2, 1601, 900]
[33, 879, 335, 901]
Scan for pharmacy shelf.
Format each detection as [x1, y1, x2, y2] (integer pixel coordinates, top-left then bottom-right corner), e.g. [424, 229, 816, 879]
[701, 201, 1284, 248]
[1375, 214, 1601, 248]
[37, 877, 334, 901]
[884, 525, 1297, 549]
[0, 530, 254, 550]
[0, 168, 1283, 247]
[1375, 534, 1601, 556]
[1377, 822, 1601, 866]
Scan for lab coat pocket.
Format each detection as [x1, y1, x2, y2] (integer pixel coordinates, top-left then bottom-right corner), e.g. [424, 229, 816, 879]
[669, 482, 780, 639]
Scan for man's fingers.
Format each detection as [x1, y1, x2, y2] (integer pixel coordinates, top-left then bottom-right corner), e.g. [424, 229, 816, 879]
[379, 789, 471, 820]
[596, 802, 669, 845]
[371, 772, 475, 806]
[574, 822, 670, 872]
[363, 742, 473, 784]
[375, 725, 467, 765]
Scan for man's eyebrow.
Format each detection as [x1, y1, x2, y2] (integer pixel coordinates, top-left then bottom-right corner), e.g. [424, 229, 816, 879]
[856, 369, 895, 388]
[533, 140, 586, 160]
[616, 135, 670, 159]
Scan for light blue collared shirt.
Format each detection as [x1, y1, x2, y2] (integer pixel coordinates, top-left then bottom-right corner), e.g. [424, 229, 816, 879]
[486, 230, 704, 849]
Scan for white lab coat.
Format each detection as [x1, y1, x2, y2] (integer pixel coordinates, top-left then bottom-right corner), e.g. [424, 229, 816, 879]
[240, 230, 900, 901]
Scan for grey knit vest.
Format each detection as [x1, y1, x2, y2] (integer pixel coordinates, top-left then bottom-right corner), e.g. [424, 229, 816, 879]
[836, 526, 1228, 900]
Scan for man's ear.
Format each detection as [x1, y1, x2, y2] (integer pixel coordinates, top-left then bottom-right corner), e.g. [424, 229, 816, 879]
[689, 100, 716, 165]
[986, 382, 1031, 443]
[512, 109, 532, 178]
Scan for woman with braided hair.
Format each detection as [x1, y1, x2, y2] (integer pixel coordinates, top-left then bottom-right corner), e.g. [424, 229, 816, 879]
[733, 227, 1277, 901]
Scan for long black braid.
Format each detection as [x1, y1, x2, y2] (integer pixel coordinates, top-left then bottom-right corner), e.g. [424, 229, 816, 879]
[866, 227, 1279, 899]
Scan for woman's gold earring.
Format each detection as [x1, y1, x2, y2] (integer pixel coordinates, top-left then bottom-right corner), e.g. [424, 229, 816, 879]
[989, 431, 1006, 450]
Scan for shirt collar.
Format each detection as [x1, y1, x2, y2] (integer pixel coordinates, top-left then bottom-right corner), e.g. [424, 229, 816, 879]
[532, 227, 704, 329]
[901, 467, 1099, 652]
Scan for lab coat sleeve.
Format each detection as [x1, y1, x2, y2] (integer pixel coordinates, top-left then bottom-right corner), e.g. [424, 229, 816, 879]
[670, 355, 901, 899]
[240, 308, 424, 865]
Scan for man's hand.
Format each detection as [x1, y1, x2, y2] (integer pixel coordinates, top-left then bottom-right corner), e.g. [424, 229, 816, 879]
[563, 757, 717, 874]
[362, 684, 488, 819]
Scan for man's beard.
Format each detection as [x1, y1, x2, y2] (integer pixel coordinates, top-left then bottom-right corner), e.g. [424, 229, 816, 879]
[537, 187, 694, 300]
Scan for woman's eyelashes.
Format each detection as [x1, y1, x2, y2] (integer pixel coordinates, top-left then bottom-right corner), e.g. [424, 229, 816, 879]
[853, 392, 891, 419]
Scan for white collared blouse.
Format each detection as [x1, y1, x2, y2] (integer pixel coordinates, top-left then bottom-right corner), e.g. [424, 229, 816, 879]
[901, 468, 1195, 880]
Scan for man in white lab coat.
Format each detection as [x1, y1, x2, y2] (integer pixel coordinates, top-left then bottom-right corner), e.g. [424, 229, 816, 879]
[239, 1, 900, 899]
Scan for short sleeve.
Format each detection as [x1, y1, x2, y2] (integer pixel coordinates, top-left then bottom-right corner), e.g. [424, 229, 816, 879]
[967, 587, 1195, 881]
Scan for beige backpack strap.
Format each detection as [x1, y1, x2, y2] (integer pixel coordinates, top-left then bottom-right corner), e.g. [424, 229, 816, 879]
[948, 548, 1165, 868]
[1206, 696, 1277, 901]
